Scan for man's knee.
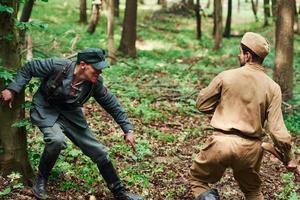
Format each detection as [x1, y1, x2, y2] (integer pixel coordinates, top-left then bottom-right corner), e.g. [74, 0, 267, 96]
[86, 145, 109, 164]
[45, 135, 67, 153]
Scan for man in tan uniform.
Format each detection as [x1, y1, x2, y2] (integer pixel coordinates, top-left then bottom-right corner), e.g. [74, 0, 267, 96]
[189, 32, 298, 200]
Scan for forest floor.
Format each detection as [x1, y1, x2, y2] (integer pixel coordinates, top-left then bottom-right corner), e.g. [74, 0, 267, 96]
[1, 0, 300, 199]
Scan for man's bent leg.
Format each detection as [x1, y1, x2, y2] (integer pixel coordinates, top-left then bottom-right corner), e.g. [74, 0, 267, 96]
[232, 138, 264, 200]
[33, 123, 67, 199]
[60, 118, 143, 200]
[189, 135, 228, 199]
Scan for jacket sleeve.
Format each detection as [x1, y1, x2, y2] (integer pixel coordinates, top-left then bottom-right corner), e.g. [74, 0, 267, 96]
[267, 84, 294, 165]
[6, 58, 56, 93]
[196, 73, 223, 113]
[93, 78, 133, 133]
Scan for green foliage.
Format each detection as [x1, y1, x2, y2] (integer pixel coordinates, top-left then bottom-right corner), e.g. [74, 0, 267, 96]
[15, 20, 48, 30]
[0, 172, 23, 198]
[0, 5, 14, 14]
[11, 118, 32, 128]
[0, 66, 15, 85]
[276, 172, 299, 200]
[284, 112, 300, 135]
[0, 187, 11, 197]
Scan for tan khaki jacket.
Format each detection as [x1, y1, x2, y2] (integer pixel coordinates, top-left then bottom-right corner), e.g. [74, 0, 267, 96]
[196, 63, 293, 163]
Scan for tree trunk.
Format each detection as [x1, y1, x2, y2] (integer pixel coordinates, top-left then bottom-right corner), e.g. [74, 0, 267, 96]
[264, 0, 271, 26]
[294, 0, 300, 34]
[114, 0, 119, 17]
[158, 0, 167, 8]
[107, 0, 115, 64]
[213, 0, 222, 50]
[223, 0, 232, 37]
[87, 1, 102, 34]
[0, 0, 33, 184]
[79, 0, 87, 23]
[251, 0, 259, 21]
[238, 0, 240, 12]
[271, 0, 277, 20]
[206, 0, 211, 9]
[19, 0, 34, 58]
[187, 0, 194, 8]
[195, 0, 202, 39]
[118, 0, 137, 57]
[274, 0, 295, 101]
[20, 0, 34, 22]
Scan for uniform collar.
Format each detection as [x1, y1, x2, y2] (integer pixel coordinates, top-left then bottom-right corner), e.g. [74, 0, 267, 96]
[244, 62, 265, 72]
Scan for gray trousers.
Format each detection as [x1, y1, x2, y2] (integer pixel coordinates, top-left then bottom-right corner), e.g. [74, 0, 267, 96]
[38, 115, 109, 177]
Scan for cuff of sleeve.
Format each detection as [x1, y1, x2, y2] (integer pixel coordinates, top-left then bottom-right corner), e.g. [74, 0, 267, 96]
[122, 124, 134, 134]
[6, 84, 21, 93]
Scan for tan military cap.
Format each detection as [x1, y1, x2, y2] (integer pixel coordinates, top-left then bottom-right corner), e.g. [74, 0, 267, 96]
[241, 32, 270, 58]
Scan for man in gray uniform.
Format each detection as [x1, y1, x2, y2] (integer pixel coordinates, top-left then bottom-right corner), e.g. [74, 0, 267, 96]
[0, 48, 144, 200]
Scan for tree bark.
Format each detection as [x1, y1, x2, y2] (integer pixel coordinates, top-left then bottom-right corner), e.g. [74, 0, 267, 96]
[264, 0, 271, 26]
[223, 0, 232, 37]
[79, 0, 87, 23]
[206, 0, 211, 9]
[20, 0, 34, 22]
[213, 0, 222, 50]
[0, 0, 33, 184]
[274, 0, 295, 101]
[294, 0, 300, 34]
[251, 0, 259, 21]
[87, 1, 102, 34]
[114, 0, 119, 17]
[118, 0, 137, 57]
[271, 0, 277, 20]
[107, 0, 115, 64]
[158, 0, 167, 8]
[195, 0, 202, 39]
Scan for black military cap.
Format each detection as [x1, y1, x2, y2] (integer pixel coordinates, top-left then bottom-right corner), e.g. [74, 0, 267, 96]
[77, 48, 109, 70]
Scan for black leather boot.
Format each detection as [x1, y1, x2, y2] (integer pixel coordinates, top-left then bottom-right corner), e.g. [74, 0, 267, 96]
[196, 189, 220, 200]
[32, 173, 48, 199]
[32, 150, 60, 199]
[97, 159, 144, 200]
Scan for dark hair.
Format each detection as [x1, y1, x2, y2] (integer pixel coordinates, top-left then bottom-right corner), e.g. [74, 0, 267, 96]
[240, 43, 264, 64]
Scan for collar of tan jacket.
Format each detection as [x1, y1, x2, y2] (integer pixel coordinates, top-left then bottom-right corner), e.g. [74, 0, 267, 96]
[244, 62, 265, 72]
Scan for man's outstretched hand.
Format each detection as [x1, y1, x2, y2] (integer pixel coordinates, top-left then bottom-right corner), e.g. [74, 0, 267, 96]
[0, 89, 14, 108]
[124, 131, 136, 152]
[287, 159, 300, 176]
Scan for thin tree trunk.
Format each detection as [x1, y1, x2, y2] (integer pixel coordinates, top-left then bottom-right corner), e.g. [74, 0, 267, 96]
[206, 0, 211, 9]
[213, 0, 222, 50]
[274, 0, 295, 101]
[195, 0, 201, 39]
[158, 0, 167, 8]
[87, 1, 102, 34]
[238, 0, 240, 12]
[223, 0, 232, 37]
[26, 34, 33, 60]
[20, 0, 34, 22]
[114, 0, 119, 17]
[79, 0, 87, 23]
[264, 0, 271, 26]
[0, 0, 33, 185]
[294, 0, 300, 34]
[251, 0, 259, 21]
[19, 0, 34, 58]
[271, 0, 277, 20]
[107, 0, 115, 64]
[118, 0, 137, 57]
